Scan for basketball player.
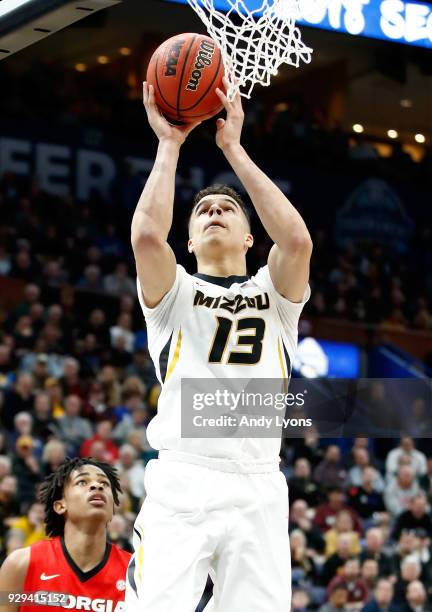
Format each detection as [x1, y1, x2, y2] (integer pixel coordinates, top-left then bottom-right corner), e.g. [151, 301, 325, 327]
[125, 79, 312, 612]
[0, 458, 131, 612]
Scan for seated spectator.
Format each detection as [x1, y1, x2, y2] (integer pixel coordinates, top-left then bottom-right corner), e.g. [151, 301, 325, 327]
[348, 466, 387, 521]
[348, 449, 385, 492]
[361, 558, 379, 592]
[288, 457, 320, 506]
[289, 499, 325, 555]
[385, 466, 420, 518]
[77, 264, 104, 292]
[393, 556, 422, 606]
[392, 493, 432, 540]
[115, 444, 146, 510]
[328, 558, 369, 609]
[391, 532, 418, 578]
[360, 528, 395, 578]
[290, 529, 318, 582]
[6, 501, 45, 547]
[56, 394, 93, 454]
[44, 377, 65, 418]
[107, 514, 133, 553]
[79, 309, 111, 350]
[292, 588, 312, 612]
[112, 402, 151, 450]
[80, 419, 119, 463]
[314, 488, 362, 533]
[110, 313, 135, 353]
[32, 391, 58, 442]
[11, 412, 42, 458]
[402, 581, 432, 612]
[0, 455, 11, 479]
[319, 584, 350, 612]
[419, 456, 432, 502]
[1, 373, 34, 430]
[124, 348, 158, 390]
[313, 445, 348, 490]
[0, 475, 19, 558]
[322, 533, 357, 585]
[292, 429, 324, 468]
[325, 510, 361, 558]
[12, 435, 41, 509]
[41, 439, 66, 477]
[103, 262, 136, 297]
[386, 438, 427, 481]
[59, 357, 86, 399]
[361, 578, 399, 612]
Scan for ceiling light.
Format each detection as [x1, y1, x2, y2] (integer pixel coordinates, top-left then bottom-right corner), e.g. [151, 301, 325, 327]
[352, 124, 364, 133]
[119, 47, 131, 56]
[415, 133, 426, 144]
[75, 63, 87, 72]
[387, 129, 398, 139]
[97, 55, 109, 65]
[400, 99, 412, 108]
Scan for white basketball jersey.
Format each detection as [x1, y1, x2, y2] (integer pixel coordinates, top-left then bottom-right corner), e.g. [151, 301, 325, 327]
[137, 264, 309, 463]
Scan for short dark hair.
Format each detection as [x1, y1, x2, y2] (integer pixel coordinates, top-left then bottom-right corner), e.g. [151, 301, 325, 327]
[188, 184, 251, 231]
[39, 457, 122, 537]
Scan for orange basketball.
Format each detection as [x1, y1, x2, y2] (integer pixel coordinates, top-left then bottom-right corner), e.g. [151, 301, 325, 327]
[146, 33, 224, 124]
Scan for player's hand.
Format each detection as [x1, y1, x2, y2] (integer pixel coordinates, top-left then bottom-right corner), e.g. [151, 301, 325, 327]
[143, 82, 201, 146]
[215, 77, 244, 151]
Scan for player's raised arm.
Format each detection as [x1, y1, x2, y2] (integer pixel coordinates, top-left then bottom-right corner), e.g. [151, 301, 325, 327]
[131, 82, 201, 308]
[215, 79, 312, 303]
[0, 547, 30, 612]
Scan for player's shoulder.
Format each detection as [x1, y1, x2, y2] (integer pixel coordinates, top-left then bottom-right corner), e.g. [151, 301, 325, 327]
[110, 543, 132, 565]
[0, 545, 30, 584]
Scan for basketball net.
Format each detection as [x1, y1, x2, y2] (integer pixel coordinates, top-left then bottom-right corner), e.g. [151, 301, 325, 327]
[187, 0, 313, 100]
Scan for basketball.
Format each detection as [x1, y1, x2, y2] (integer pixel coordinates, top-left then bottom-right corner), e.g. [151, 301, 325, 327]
[146, 32, 224, 124]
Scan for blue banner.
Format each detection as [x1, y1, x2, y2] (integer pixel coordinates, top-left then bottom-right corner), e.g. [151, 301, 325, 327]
[165, 0, 432, 49]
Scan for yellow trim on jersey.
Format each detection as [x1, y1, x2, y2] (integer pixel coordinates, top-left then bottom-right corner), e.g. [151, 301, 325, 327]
[277, 337, 289, 395]
[164, 327, 183, 383]
[136, 526, 144, 581]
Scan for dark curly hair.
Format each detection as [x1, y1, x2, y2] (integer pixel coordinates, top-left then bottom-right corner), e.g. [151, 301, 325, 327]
[39, 457, 122, 537]
[188, 184, 251, 231]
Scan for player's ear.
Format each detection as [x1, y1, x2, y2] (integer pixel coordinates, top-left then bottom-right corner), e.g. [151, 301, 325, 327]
[187, 238, 194, 254]
[53, 499, 66, 515]
[244, 233, 254, 250]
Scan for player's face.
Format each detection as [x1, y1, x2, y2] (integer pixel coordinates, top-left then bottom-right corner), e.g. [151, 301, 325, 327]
[188, 198, 253, 257]
[56, 465, 115, 526]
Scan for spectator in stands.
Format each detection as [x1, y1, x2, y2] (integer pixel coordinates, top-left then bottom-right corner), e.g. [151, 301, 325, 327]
[112, 401, 150, 450]
[290, 528, 318, 582]
[80, 419, 119, 463]
[79, 309, 111, 350]
[77, 264, 104, 292]
[44, 377, 65, 418]
[13, 283, 40, 318]
[385, 466, 420, 517]
[59, 357, 86, 399]
[107, 514, 133, 553]
[322, 533, 357, 585]
[327, 557, 369, 609]
[419, 456, 432, 503]
[57, 394, 93, 454]
[0, 455, 11, 478]
[348, 466, 387, 521]
[288, 457, 320, 506]
[325, 510, 361, 558]
[403, 581, 431, 612]
[0, 475, 19, 559]
[110, 313, 135, 353]
[319, 584, 349, 612]
[314, 488, 362, 533]
[104, 262, 136, 297]
[360, 528, 395, 578]
[32, 391, 58, 442]
[1, 373, 34, 430]
[393, 556, 422, 607]
[392, 493, 432, 540]
[98, 365, 121, 409]
[6, 501, 45, 547]
[292, 429, 324, 468]
[289, 499, 325, 554]
[361, 578, 398, 612]
[292, 588, 312, 612]
[41, 439, 66, 476]
[313, 445, 348, 490]
[124, 348, 158, 390]
[386, 438, 427, 481]
[361, 558, 379, 592]
[348, 449, 385, 492]
[115, 444, 146, 510]
[391, 531, 418, 578]
[12, 435, 41, 509]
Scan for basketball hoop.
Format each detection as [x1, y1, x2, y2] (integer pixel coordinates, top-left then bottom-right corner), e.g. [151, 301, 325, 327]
[187, 0, 313, 100]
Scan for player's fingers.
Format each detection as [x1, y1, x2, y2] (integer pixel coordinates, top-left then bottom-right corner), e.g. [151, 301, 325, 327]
[143, 82, 148, 106]
[216, 118, 225, 130]
[215, 87, 230, 111]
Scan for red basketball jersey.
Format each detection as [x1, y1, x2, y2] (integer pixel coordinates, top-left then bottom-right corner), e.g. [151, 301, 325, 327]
[22, 536, 131, 612]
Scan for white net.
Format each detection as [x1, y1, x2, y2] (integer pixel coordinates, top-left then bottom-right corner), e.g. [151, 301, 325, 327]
[187, 0, 313, 100]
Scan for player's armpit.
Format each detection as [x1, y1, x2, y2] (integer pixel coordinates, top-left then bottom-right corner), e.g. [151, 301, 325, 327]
[132, 229, 177, 308]
[0, 547, 30, 612]
[267, 242, 311, 303]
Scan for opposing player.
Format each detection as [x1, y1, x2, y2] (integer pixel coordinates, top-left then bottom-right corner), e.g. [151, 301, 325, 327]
[126, 79, 312, 611]
[0, 458, 131, 612]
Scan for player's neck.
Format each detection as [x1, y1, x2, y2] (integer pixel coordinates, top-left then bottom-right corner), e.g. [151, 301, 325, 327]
[63, 523, 108, 572]
[197, 256, 246, 277]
